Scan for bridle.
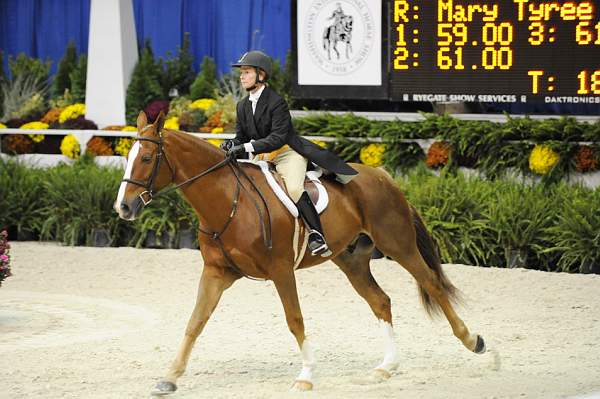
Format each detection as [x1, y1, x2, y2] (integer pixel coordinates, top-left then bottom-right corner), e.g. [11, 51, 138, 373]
[121, 125, 272, 280]
[121, 125, 178, 206]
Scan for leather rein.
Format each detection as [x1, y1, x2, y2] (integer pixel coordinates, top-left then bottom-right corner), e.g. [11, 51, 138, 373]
[121, 127, 272, 281]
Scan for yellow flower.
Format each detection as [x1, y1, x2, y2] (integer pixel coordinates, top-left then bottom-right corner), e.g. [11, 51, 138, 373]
[360, 143, 386, 167]
[121, 126, 137, 132]
[60, 134, 80, 159]
[190, 98, 216, 111]
[115, 137, 134, 157]
[529, 144, 560, 175]
[0, 123, 7, 129]
[207, 139, 223, 147]
[20, 121, 48, 143]
[311, 139, 327, 148]
[164, 116, 179, 130]
[58, 103, 86, 123]
[211, 127, 224, 133]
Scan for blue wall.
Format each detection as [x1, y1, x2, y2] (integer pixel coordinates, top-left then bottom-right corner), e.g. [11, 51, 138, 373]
[0, 0, 291, 76]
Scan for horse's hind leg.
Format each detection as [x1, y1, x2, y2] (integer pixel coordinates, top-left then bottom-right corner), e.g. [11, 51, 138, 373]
[152, 265, 240, 396]
[271, 265, 316, 391]
[332, 246, 399, 380]
[373, 218, 485, 355]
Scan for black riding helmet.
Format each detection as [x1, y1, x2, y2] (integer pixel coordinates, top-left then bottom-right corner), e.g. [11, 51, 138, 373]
[231, 50, 272, 88]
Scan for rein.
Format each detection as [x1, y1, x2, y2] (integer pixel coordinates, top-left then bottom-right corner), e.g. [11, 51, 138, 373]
[122, 129, 272, 281]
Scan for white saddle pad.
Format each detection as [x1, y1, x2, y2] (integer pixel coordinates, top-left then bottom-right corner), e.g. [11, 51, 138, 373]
[238, 159, 329, 218]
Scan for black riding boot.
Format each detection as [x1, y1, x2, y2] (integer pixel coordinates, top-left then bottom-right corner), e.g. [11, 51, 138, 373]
[296, 191, 332, 257]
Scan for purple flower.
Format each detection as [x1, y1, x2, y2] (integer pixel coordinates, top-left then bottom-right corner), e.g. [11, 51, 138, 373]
[0, 254, 8, 262]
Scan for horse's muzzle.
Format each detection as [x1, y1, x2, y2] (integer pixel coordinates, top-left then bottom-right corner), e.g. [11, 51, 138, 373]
[116, 197, 143, 220]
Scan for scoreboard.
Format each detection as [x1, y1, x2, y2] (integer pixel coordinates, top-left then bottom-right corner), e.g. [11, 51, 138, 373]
[390, 0, 600, 104]
[293, 0, 600, 105]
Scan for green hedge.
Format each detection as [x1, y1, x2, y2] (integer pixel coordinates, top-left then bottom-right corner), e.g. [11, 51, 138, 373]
[294, 113, 600, 181]
[0, 157, 598, 273]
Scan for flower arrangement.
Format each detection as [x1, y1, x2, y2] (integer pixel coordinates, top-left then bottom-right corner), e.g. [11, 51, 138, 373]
[20, 121, 48, 143]
[164, 116, 180, 130]
[206, 126, 224, 147]
[200, 110, 223, 132]
[0, 123, 6, 129]
[0, 230, 12, 287]
[59, 103, 86, 123]
[60, 134, 80, 159]
[144, 100, 170, 123]
[115, 137, 135, 157]
[360, 143, 386, 167]
[179, 108, 207, 131]
[2, 134, 35, 154]
[529, 144, 560, 175]
[426, 141, 451, 169]
[86, 136, 114, 156]
[121, 126, 137, 132]
[190, 98, 216, 111]
[167, 97, 192, 118]
[41, 108, 64, 124]
[102, 125, 126, 131]
[61, 116, 97, 130]
[574, 145, 598, 173]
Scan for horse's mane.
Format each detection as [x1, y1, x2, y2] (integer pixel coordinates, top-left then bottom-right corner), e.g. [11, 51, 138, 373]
[164, 128, 225, 161]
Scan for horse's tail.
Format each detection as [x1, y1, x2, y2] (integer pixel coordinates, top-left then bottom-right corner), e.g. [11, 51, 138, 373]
[410, 204, 461, 317]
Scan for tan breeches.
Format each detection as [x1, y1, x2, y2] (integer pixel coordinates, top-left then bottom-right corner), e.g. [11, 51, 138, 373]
[271, 148, 308, 203]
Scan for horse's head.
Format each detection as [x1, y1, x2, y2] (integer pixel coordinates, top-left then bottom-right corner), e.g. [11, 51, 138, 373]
[114, 111, 175, 220]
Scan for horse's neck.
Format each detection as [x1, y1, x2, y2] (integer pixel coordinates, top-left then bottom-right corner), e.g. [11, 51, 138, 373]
[166, 131, 235, 227]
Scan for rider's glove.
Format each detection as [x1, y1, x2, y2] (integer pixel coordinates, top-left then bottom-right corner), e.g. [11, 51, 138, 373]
[227, 144, 245, 158]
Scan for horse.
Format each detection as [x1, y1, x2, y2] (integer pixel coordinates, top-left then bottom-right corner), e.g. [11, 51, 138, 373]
[115, 111, 486, 396]
[323, 15, 353, 60]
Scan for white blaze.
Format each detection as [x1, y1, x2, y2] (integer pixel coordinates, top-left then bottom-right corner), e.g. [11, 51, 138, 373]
[115, 141, 140, 216]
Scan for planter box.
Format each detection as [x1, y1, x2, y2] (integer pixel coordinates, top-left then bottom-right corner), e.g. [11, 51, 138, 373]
[90, 228, 112, 247]
[178, 229, 197, 249]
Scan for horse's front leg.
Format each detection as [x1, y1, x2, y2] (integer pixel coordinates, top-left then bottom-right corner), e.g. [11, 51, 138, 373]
[272, 265, 316, 391]
[152, 265, 240, 396]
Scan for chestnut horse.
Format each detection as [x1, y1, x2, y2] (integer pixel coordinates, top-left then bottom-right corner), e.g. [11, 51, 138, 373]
[115, 112, 486, 396]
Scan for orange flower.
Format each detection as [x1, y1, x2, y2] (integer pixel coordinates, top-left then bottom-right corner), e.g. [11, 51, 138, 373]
[574, 145, 598, 173]
[426, 141, 451, 168]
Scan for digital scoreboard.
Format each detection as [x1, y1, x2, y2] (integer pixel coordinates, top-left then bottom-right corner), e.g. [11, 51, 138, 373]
[293, 0, 600, 105]
[390, 0, 600, 104]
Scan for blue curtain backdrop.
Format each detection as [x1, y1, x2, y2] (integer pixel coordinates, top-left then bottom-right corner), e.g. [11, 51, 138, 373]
[0, 0, 290, 75]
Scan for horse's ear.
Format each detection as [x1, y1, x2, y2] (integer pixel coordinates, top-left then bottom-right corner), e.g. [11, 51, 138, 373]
[137, 111, 148, 130]
[155, 111, 165, 133]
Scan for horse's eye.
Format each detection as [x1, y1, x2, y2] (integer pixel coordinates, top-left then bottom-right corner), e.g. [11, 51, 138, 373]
[141, 154, 152, 163]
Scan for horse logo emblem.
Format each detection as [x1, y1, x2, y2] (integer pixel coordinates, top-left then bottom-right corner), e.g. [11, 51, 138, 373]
[304, 0, 374, 76]
[322, 2, 353, 60]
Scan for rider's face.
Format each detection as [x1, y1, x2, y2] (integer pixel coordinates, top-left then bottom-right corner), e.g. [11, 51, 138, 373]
[240, 66, 257, 90]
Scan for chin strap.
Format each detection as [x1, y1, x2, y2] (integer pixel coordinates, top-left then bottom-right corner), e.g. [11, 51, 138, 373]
[246, 67, 266, 92]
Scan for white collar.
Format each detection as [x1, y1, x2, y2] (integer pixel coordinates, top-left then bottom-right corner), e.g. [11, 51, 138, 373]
[249, 85, 265, 102]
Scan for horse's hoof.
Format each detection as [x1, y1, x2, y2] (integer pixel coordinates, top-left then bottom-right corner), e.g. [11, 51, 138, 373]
[151, 381, 177, 396]
[474, 335, 486, 354]
[291, 380, 313, 391]
[370, 368, 392, 382]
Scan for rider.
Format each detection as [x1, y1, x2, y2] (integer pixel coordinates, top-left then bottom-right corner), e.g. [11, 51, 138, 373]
[223, 50, 358, 257]
[327, 2, 346, 32]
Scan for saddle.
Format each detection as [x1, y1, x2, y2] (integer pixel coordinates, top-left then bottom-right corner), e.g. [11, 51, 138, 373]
[238, 159, 329, 218]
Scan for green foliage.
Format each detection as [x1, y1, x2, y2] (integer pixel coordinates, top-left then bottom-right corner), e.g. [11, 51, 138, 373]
[69, 54, 87, 103]
[51, 41, 78, 99]
[190, 55, 218, 100]
[8, 53, 52, 90]
[0, 159, 45, 236]
[126, 40, 165, 124]
[1, 76, 47, 120]
[160, 33, 195, 97]
[39, 155, 124, 245]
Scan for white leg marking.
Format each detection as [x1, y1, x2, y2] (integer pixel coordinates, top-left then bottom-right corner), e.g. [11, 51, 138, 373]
[114, 141, 140, 216]
[375, 321, 399, 372]
[296, 339, 315, 383]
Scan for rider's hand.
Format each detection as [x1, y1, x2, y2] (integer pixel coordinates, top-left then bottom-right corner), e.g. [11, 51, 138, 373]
[220, 140, 235, 152]
[227, 144, 245, 158]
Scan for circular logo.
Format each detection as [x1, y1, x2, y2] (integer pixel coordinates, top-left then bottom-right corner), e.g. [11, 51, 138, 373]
[304, 0, 375, 75]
